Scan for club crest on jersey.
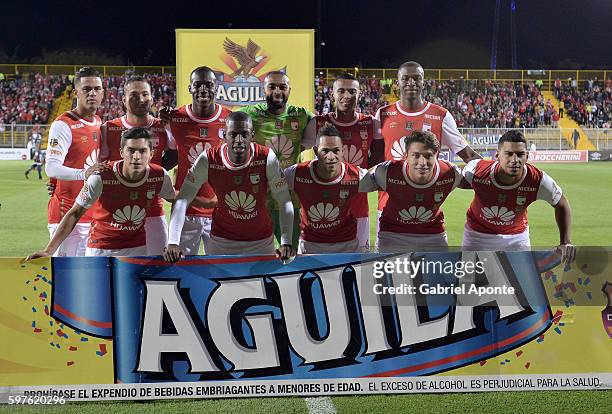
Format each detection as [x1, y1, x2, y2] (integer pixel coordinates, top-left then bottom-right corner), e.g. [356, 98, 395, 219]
[213, 37, 281, 106]
[422, 122, 432, 132]
[516, 195, 527, 205]
[130, 191, 139, 201]
[434, 192, 444, 202]
[250, 173, 260, 184]
[405, 121, 413, 131]
[339, 189, 349, 199]
[498, 194, 508, 203]
[199, 128, 208, 138]
[234, 176, 243, 185]
[147, 189, 156, 200]
[275, 120, 283, 129]
[360, 130, 368, 140]
[416, 193, 424, 202]
[290, 120, 299, 131]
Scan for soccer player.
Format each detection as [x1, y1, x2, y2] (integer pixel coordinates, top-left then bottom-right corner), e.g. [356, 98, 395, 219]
[45, 67, 106, 256]
[239, 71, 314, 248]
[370, 131, 463, 251]
[25, 150, 44, 179]
[27, 128, 175, 259]
[161, 66, 230, 255]
[286, 123, 377, 254]
[100, 75, 177, 255]
[461, 130, 575, 263]
[303, 73, 383, 252]
[164, 111, 294, 261]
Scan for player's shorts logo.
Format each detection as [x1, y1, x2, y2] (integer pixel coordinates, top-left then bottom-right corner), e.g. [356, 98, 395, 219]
[399, 206, 433, 223]
[343, 144, 364, 166]
[225, 190, 256, 213]
[112, 205, 146, 227]
[481, 206, 516, 225]
[266, 135, 294, 168]
[308, 202, 339, 223]
[188, 142, 212, 165]
[391, 137, 407, 160]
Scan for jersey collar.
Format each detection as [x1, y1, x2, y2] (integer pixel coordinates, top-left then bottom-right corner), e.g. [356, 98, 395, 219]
[221, 142, 255, 170]
[490, 161, 527, 190]
[308, 160, 346, 185]
[113, 160, 150, 187]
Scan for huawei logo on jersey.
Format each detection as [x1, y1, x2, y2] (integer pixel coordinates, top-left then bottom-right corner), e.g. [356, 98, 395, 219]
[84, 149, 99, 169]
[399, 206, 434, 223]
[267, 135, 293, 167]
[480, 206, 516, 225]
[111, 205, 146, 230]
[308, 202, 340, 229]
[188, 142, 212, 165]
[343, 144, 364, 166]
[391, 137, 407, 160]
[225, 191, 258, 220]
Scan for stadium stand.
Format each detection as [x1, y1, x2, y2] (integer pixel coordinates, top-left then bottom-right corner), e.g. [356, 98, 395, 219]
[558, 78, 611, 128]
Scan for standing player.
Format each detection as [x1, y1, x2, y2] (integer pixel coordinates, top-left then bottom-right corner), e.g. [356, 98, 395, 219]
[27, 128, 175, 259]
[100, 75, 177, 255]
[45, 67, 105, 256]
[303, 73, 383, 251]
[239, 71, 314, 248]
[25, 150, 45, 179]
[164, 112, 294, 261]
[461, 130, 575, 263]
[162, 66, 230, 255]
[286, 123, 377, 254]
[370, 131, 463, 251]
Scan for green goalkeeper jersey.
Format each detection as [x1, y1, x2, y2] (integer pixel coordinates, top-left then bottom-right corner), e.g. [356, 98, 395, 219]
[239, 103, 314, 169]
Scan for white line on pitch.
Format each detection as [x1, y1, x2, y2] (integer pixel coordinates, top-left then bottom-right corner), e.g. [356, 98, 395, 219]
[305, 396, 337, 414]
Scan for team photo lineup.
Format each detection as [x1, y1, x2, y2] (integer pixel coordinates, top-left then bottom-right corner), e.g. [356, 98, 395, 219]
[21, 61, 579, 264]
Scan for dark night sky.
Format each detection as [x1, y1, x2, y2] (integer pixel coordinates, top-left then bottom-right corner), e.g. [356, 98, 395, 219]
[2, 0, 610, 68]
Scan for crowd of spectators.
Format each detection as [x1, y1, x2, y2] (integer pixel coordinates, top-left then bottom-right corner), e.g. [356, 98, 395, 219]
[556, 78, 612, 129]
[0, 74, 69, 125]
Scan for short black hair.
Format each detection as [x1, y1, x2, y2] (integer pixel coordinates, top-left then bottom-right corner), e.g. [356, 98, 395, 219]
[404, 130, 440, 153]
[398, 61, 423, 75]
[120, 127, 154, 149]
[124, 75, 149, 90]
[498, 130, 527, 147]
[227, 111, 252, 124]
[316, 122, 341, 143]
[190, 66, 215, 79]
[335, 73, 358, 82]
[74, 67, 101, 86]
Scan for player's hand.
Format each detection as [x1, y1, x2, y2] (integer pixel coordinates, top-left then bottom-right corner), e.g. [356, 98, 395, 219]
[158, 106, 175, 124]
[85, 161, 109, 180]
[276, 244, 295, 264]
[25, 250, 51, 261]
[46, 180, 56, 196]
[163, 244, 184, 263]
[555, 243, 576, 265]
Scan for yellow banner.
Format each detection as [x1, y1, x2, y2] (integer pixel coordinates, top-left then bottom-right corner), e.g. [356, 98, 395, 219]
[175, 29, 314, 111]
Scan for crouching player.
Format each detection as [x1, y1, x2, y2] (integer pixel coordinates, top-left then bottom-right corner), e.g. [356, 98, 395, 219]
[461, 130, 575, 264]
[27, 128, 175, 259]
[285, 123, 377, 253]
[371, 130, 463, 252]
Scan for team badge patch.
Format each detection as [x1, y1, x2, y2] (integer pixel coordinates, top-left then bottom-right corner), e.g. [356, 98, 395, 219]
[422, 122, 432, 132]
[199, 128, 208, 138]
[360, 130, 368, 140]
[291, 121, 299, 130]
[339, 189, 349, 199]
[516, 195, 527, 205]
[250, 173, 260, 184]
[147, 189, 155, 200]
[434, 192, 444, 202]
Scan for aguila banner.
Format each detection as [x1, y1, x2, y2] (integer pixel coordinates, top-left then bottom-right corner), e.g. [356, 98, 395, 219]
[0, 250, 610, 402]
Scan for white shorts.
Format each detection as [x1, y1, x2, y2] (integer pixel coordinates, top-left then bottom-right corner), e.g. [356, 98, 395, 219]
[462, 224, 531, 250]
[179, 215, 212, 255]
[356, 217, 370, 252]
[377, 231, 449, 252]
[85, 245, 147, 257]
[298, 238, 359, 254]
[145, 215, 168, 256]
[47, 223, 90, 257]
[207, 234, 275, 256]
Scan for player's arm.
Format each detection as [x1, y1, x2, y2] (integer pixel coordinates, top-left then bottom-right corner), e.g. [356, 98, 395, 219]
[302, 117, 317, 150]
[99, 122, 110, 161]
[267, 150, 295, 262]
[459, 159, 480, 189]
[365, 161, 389, 191]
[164, 152, 209, 262]
[300, 109, 316, 151]
[538, 173, 575, 264]
[358, 166, 380, 192]
[159, 169, 177, 202]
[161, 127, 178, 170]
[26, 175, 101, 260]
[369, 113, 384, 166]
[441, 111, 481, 163]
[158, 106, 175, 124]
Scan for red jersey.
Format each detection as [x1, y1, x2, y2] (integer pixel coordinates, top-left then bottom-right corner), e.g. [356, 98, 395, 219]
[462, 160, 563, 235]
[47, 111, 101, 224]
[375, 101, 467, 161]
[168, 104, 230, 217]
[101, 115, 172, 217]
[288, 161, 363, 243]
[207, 143, 273, 241]
[314, 113, 376, 168]
[76, 161, 174, 249]
[376, 160, 461, 234]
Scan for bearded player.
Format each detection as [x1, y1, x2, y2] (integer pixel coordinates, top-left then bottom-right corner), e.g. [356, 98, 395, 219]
[286, 123, 377, 254]
[461, 130, 575, 264]
[45, 67, 107, 256]
[100, 76, 177, 255]
[165, 111, 294, 261]
[161, 66, 231, 255]
[303, 73, 383, 252]
[28, 128, 175, 259]
[370, 131, 464, 251]
[239, 71, 314, 249]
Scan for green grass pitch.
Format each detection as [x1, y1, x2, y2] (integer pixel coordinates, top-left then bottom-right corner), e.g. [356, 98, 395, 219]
[0, 160, 610, 412]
